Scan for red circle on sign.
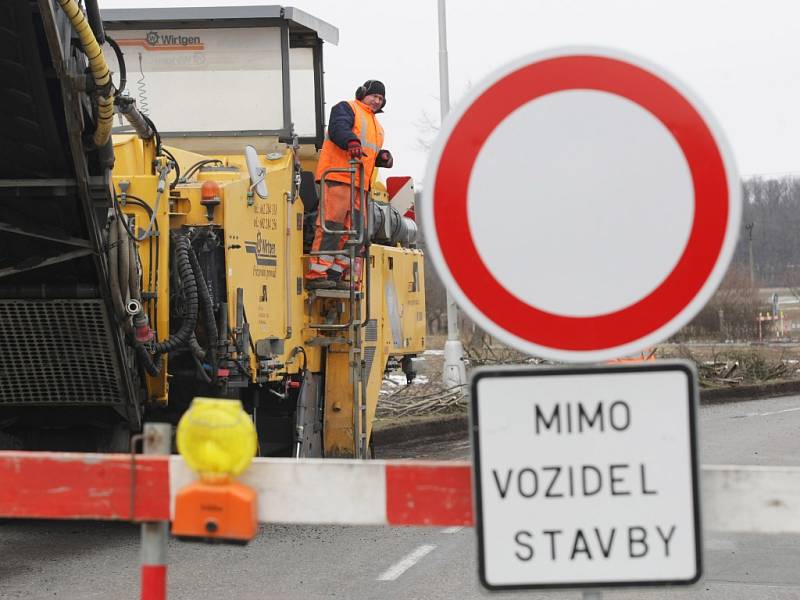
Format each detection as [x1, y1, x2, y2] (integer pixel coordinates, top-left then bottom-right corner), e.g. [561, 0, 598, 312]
[433, 55, 729, 351]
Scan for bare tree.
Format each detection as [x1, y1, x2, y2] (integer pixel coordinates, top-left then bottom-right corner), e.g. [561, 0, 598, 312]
[414, 110, 440, 151]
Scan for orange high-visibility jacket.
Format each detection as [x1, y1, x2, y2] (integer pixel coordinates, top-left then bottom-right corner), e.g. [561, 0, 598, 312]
[316, 99, 384, 190]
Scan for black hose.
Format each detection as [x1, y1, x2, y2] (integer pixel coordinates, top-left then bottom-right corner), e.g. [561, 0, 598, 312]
[188, 334, 206, 358]
[116, 96, 153, 139]
[114, 193, 157, 240]
[241, 305, 258, 357]
[181, 159, 224, 182]
[151, 234, 198, 355]
[134, 340, 161, 377]
[291, 346, 307, 372]
[142, 113, 162, 152]
[188, 243, 218, 381]
[113, 189, 160, 242]
[105, 36, 126, 96]
[161, 148, 180, 190]
[84, 0, 105, 44]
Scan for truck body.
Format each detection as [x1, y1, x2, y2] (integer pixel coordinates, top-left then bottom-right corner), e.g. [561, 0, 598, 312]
[0, 2, 425, 458]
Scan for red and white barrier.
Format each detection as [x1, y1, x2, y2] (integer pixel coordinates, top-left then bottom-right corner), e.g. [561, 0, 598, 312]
[0, 454, 472, 526]
[0, 450, 168, 521]
[5, 445, 800, 600]
[3, 453, 800, 533]
[170, 458, 473, 526]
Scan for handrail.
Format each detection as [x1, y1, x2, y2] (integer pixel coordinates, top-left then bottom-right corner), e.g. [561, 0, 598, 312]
[309, 160, 369, 332]
[317, 163, 366, 242]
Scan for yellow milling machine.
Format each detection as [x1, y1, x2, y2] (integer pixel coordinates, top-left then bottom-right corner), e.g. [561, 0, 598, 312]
[0, 2, 425, 458]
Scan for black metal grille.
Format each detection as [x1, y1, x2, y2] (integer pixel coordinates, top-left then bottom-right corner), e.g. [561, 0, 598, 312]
[0, 300, 124, 404]
[364, 345, 376, 381]
[365, 319, 378, 342]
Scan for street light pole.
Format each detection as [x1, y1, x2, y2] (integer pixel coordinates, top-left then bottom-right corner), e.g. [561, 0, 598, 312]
[745, 222, 755, 287]
[437, 0, 466, 388]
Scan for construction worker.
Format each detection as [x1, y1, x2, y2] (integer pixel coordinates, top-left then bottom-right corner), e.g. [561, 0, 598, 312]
[305, 79, 393, 289]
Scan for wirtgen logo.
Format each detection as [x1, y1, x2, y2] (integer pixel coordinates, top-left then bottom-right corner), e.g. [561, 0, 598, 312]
[145, 31, 203, 47]
[245, 234, 277, 267]
[117, 32, 204, 51]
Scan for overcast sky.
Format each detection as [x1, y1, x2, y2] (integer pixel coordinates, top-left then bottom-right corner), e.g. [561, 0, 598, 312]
[99, 0, 800, 185]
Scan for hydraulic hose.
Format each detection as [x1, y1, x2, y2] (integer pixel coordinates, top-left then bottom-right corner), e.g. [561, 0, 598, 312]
[117, 216, 129, 303]
[188, 244, 218, 380]
[56, 0, 114, 147]
[117, 97, 153, 140]
[135, 341, 161, 377]
[151, 234, 198, 355]
[105, 36, 125, 96]
[127, 233, 150, 335]
[107, 214, 130, 330]
[188, 334, 206, 360]
[84, 0, 105, 44]
[128, 235, 142, 308]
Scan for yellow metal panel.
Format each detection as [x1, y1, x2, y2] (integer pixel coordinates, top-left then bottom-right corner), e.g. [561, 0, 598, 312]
[369, 246, 427, 356]
[112, 135, 149, 176]
[320, 244, 426, 457]
[215, 150, 320, 378]
[323, 348, 356, 457]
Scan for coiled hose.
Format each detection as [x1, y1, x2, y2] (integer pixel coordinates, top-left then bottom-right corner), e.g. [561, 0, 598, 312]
[151, 234, 198, 355]
[188, 244, 218, 380]
[56, 0, 114, 147]
[133, 234, 203, 378]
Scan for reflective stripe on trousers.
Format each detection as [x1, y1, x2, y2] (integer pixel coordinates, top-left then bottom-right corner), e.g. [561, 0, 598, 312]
[308, 183, 365, 271]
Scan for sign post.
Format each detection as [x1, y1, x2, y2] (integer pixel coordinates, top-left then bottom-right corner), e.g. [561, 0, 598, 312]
[471, 363, 701, 591]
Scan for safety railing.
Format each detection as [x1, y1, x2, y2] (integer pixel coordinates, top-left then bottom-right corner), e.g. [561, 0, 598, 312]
[310, 161, 372, 332]
[317, 162, 366, 242]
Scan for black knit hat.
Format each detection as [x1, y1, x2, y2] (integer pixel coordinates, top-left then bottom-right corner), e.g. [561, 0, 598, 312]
[356, 80, 386, 111]
[362, 80, 385, 98]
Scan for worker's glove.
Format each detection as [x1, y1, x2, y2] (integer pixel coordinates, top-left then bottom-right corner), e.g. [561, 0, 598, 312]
[376, 149, 394, 168]
[347, 140, 363, 159]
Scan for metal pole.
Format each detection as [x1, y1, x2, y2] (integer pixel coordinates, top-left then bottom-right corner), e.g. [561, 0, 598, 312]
[437, 0, 450, 116]
[745, 222, 755, 287]
[437, 0, 466, 388]
[140, 423, 171, 600]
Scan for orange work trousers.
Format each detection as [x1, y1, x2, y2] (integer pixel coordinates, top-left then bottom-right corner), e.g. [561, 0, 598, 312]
[307, 182, 365, 279]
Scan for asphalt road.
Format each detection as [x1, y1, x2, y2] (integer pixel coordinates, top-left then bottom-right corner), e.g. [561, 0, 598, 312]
[2, 395, 800, 599]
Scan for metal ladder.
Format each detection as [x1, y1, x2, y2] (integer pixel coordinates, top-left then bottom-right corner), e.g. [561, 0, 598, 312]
[306, 161, 372, 458]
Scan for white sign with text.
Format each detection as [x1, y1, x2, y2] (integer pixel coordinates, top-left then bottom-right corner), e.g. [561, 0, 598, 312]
[471, 362, 701, 591]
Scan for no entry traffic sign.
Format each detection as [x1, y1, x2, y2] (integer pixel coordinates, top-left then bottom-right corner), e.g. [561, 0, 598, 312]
[422, 48, 741, 362]
[471, 362, 701, 590]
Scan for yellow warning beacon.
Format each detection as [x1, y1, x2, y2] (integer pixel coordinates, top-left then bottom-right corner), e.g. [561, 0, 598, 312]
[172, 398, 258, 543]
